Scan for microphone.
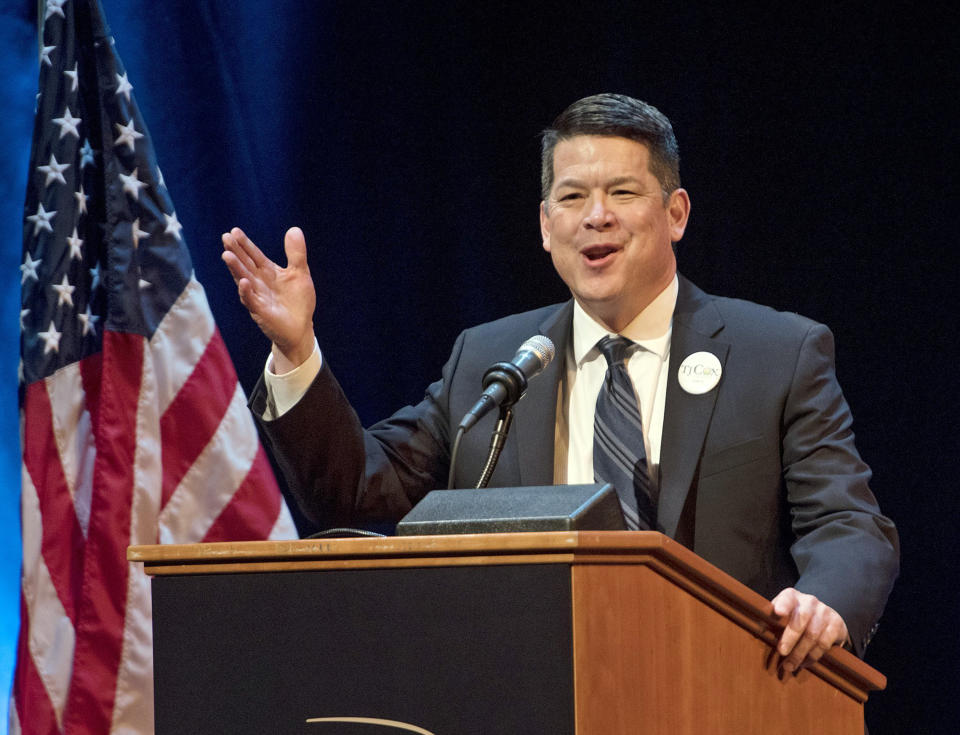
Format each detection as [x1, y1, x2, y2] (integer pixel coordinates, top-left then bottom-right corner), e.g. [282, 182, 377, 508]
[458, 335, 556, 433]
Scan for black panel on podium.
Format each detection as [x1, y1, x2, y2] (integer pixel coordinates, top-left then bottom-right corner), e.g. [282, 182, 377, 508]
[152, 564, 575, 734]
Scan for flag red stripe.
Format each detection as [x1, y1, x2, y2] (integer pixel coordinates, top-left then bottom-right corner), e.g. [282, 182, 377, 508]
[22, 380, 85, 624]
[12, 593, 60, 735]
[159, 329, 236, 509]
[202, 446, 281, 542]
[79, 350, 104, 436]
[63, 332, 143, 733]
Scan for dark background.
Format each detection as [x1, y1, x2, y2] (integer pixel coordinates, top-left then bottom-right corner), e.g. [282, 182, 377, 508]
[5, 1, 958, 731]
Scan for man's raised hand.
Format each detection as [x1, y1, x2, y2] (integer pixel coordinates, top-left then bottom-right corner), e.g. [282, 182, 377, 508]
[221, 226, 317, 371]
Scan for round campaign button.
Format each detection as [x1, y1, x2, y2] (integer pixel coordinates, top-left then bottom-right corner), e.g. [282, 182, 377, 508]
[677, 351, 722, 394]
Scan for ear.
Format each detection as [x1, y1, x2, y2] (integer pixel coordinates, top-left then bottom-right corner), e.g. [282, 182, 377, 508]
[666, 188, 691, 243]
[540, 200, 552, 252]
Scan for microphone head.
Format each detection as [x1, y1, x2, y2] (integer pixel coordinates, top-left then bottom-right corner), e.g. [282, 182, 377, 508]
[461, 334, 558, 433]
[520, 335, 556, 370]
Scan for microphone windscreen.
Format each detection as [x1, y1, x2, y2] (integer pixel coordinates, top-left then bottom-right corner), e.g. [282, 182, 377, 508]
[518, 335, 556, 373]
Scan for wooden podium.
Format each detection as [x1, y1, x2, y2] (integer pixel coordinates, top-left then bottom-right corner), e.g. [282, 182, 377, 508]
[129, 531, 884, 734]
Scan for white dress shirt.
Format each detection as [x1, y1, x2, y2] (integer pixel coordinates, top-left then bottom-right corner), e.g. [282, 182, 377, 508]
[553, 275, 677, 490]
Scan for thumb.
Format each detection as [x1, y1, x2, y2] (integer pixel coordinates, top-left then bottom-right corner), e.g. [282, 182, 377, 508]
[283, 226, 309, 270]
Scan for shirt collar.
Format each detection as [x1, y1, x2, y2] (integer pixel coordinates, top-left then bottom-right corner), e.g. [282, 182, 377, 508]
[572, 274, 678, 367]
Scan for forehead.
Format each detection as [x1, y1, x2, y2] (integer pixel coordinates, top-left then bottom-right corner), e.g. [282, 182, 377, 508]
[552, 135, 653, 185]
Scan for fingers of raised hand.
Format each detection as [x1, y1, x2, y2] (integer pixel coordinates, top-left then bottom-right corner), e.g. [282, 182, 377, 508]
[222, 227, 273, 273]
[221, 231, 253, 282]
[221, 237, 270, 311]
[220, 248, 248, 288]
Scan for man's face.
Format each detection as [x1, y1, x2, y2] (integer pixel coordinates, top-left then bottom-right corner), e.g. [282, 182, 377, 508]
[540, 135, 690, 332]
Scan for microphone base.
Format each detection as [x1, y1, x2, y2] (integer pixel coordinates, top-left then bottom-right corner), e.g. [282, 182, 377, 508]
[396, 483, 626, 536]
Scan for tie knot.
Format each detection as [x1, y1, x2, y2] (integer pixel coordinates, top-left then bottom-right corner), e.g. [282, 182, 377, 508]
[597, 335, 634, 366]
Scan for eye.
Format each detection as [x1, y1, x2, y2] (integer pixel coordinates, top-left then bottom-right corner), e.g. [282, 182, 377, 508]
[558, 192, 583, 202]
[612, 189, 638, 197]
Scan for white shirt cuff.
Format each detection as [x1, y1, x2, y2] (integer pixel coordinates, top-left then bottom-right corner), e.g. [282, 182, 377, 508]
[262, 338, 323, 418]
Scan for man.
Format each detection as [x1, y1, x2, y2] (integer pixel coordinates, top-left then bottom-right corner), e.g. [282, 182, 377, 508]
[221, 94, 898, 676]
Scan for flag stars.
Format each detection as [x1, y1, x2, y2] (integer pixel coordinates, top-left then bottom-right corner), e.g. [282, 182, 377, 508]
[78, 305, 99, 337]
[114, 119, 143, 151]
[40, 45, 56, 67]
[38, 321, 62, 354]
[37, 153, 70, 187]
[20, 253, 42, 284]
[52, 274, 76, 308]
[67, 228, 84, 259]
[75, 184, 89, 214]
[79, 139, 95, 168]
[53, 107, 82, 139]
[64, 62, 79, 92]
[90, 262, 101, 291]
[120, 167, 147, 200]
[132, 218, 149, 248]
[163, 212, 183, 240]
[27, 204, 56, 236]
[45, 0, 67, 20]
[115, 71, 133, 102]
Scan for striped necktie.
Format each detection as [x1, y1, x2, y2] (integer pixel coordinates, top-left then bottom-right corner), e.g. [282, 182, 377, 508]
[592, 335, 657, 531]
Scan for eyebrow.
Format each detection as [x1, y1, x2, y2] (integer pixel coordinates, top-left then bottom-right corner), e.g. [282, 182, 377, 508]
[554, 175, 644, 190]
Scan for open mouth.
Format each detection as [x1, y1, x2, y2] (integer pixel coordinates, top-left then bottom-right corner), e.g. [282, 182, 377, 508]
[581, 244, 619, 263]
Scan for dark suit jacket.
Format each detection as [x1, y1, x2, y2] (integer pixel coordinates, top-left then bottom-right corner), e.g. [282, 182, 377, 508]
[251, 276, 899, 655]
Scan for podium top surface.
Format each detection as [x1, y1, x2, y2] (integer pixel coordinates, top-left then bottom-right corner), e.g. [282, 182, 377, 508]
[128, 531, 736, 585]
[130, 530, 671, 565]
[129, 531, 884, 696]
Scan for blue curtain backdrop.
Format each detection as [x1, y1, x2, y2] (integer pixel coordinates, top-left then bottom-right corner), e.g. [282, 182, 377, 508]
[0, 1, 37, 729]
[1, 2, 957, 732]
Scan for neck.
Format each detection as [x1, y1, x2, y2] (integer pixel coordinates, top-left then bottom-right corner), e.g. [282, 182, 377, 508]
[581, 275, 677, 334]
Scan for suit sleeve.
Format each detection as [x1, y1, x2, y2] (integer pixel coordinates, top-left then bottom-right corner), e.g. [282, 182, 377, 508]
[248, 331, 468, 528]
[781, 323, 899, 655]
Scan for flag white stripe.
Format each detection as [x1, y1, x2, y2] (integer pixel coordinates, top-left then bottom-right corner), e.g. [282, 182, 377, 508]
[8, 700, 20, 735]
[147, 276, 216, 416]
[45, 364, 96, 538]
[269, 502, 297, 540]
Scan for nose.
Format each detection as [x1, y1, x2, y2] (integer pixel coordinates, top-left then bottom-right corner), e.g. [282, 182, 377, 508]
[583, 193, 615, 230]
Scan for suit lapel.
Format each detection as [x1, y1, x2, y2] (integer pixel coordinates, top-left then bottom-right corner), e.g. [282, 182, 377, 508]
[515, 301, 573, 486]
[658, 277, 729, 538]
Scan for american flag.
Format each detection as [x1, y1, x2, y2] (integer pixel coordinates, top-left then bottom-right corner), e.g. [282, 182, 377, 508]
[14, 1, 297, 732]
